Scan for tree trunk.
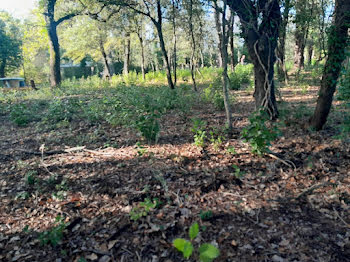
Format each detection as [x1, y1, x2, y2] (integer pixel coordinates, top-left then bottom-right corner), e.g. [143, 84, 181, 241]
[213, 1, 223, 68]
[154, 23, 175, 89]
[99, 39, 111, 78]
[188, 0, 197, 92]
[137, 34, 146, 80]
[220, 0, 233, 133]
[309, 0, 350, 130]
[47, 21, 61, 87]
[277, 0, 291, 82]
[172, 0, 177, 85]
[123, 32, 131, 76]
[228, 11, 235, 71]
[228, 0, 281, 119]
[0, 59, 6, 78]
[307, 43, 313, 65]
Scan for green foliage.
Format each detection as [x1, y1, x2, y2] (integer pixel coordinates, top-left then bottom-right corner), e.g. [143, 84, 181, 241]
[135, 111, 160, 143]
[232, 164, 244, 178]
[135, 142, 148, 157]
[209, 129, 224, 151]
[129, 198, 159, 221]
[241, 110, 280, 155]
[200, 210, 213, 221]
[0, 11, 22, 76]
[337, 66, 350, 101]
[25, 171, 38, 186]
[173, 222, 220, 262]
[202, 76, 225, 110]
[9, 104, 31, 126]
[191, 118, 207, 147]
[226, 146, 237, 155]
[228, 64, 253, 90]
[39, 215, 67, 247]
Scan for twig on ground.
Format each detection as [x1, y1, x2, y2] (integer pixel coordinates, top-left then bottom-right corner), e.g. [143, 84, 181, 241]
[267, 152, 296, 170]
[332, 207, 350, 228]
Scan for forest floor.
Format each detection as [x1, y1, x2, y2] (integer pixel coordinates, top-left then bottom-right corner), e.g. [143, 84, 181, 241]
[0, 77, 350, 262]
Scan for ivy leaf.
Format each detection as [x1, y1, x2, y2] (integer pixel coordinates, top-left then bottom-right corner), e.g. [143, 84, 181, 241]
[189, 222, 199, 241]
[199, 243, 220, 262]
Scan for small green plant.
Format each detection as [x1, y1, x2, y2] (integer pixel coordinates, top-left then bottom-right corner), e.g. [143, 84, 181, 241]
[241, 109, 280, 155]
[173, 222, 220, 262]
[200, 210, 213, 221]
[191, 118, 207, 147]
[130, 198, 159, 221]
[25, 171, 38, 186]
[232, 164, 244, 178]
[300, 84, 309, 95]
[15, 191, 30, 200]
[209, 130, 223, 151]
[226, 146, 237, 155]
[39, 215, 67, 247]
[135, 142, 148, 157]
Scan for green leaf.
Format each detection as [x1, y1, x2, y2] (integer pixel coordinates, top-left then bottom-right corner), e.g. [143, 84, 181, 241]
[199, 243, 220, 262]
[173, 239, 193, 259]
[183, 241, 194, 259]
[173, 238, 187, 252]
[189, 222, 199, 241]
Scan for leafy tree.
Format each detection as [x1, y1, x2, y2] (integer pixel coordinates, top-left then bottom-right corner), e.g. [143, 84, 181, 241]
[0, 11, 22, 77]
[39, 0, 84, 87]
[309, 0, 350, 130]
[22, 10, 50, 84]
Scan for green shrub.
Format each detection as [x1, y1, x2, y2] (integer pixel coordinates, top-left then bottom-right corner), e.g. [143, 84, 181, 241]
[202, 75, 225, 111]
[9, 104, 31, 126]
[228, 64, 253, 90]
[191, 118, 207, 147]
[241, 109, 280, 155]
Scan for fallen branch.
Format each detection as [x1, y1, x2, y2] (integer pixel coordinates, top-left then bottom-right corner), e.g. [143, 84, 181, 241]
[17, 146, 86, 156]
[267, 152, 296, 170]
[296, 181, 334, 200]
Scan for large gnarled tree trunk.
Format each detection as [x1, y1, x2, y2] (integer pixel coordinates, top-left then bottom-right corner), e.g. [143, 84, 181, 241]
[309, 0, 350, 130]
[228, 0, 281, 119]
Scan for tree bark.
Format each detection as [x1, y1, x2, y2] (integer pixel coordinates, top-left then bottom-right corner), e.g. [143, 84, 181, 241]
[154, 18, 174, 89]
[228, 0, 281, 119]
[172, 0, 177, 85]
[213, 1, 223, 68]
[47, 20, 61, 87]
[137, 33, 146, 80]
[99, 39, 111, 78]
[309, 0, 350, 130]
[216, 0, 233, 133]
[277, 0, 291, 82]
[187, 0, 198, 92]
[0, 59, 6, 78]
[123, 32, 131, 76]
[228, 10, 235, 71]
[43, 0, 80, 87]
